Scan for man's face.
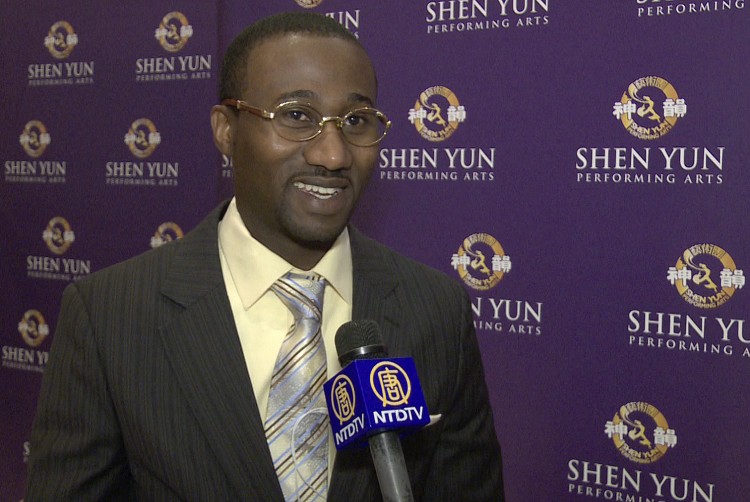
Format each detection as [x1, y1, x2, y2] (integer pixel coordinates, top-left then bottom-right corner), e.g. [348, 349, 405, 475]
[218, 34, 379, 262]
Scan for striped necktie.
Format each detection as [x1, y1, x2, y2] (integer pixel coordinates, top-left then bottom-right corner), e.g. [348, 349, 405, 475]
[266, 272, 328, 501]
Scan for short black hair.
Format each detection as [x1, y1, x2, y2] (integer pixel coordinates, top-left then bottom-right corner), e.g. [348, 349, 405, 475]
[219, 11, 364, 101]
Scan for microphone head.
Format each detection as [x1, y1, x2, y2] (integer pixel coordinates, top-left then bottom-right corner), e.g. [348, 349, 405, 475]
[335, 319, 387, 366]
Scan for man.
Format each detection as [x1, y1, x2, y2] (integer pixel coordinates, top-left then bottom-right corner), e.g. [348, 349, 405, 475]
[26, 12, 504, 501]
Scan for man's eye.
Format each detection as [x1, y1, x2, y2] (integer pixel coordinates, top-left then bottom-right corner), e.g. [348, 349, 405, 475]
[277, 108, 317, 129]
[345, 115, 363, 126]
[281, 108, 313, 122]
[287, 109, 311, 121]
[345, 112, 372, 128]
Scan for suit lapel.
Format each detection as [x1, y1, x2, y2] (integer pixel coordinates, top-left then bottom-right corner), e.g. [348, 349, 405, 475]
[157, 204, 283, 501]
[155, 214, 400, 501]
[328, 226, 402, 501]
[348, 226, 401, 332]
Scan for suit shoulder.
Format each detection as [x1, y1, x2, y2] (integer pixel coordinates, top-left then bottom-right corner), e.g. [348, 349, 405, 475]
[74, 238, 178, 290]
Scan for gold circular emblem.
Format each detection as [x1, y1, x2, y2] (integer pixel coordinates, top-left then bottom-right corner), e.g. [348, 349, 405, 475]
[610, 402, 673, 464]
[618, 76, 683, 140]
[295, 0, 324, 7]
[454, 233, 509, 291]
[20, 120, 51, 158]
[151, 222, 184, 248]
[43, 216, 75, 255]
[18, 310, 50, 348]
[157, 11, 192, 53]
[370, 362, 411, 406]
[125, 118, 161, 159]
[411, 86, 464, 142]
[330, 374, 356, 424]
[671, 244, 740, 309]
[45, 21, 77, 59]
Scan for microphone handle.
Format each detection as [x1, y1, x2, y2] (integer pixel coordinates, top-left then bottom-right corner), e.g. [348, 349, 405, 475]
[369, 430, 415, 502]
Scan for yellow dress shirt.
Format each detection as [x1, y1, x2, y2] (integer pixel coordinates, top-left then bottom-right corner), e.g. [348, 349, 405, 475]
[217, 197, 352, 477]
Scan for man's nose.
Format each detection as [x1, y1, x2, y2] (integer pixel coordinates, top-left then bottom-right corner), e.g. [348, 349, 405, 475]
[303, 120, 353, 171]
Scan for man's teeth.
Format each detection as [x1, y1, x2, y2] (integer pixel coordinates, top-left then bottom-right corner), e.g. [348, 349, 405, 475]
[294, 182, 340, 199]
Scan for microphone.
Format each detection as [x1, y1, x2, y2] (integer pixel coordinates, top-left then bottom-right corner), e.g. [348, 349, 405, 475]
[325, 320, 428, 502]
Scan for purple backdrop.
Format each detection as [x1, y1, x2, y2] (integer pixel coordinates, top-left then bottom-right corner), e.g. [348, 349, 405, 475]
[2, 1, 748, 500]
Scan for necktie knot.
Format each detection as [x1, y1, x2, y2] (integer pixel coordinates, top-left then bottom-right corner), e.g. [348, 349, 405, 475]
[271, 272, 326, 323]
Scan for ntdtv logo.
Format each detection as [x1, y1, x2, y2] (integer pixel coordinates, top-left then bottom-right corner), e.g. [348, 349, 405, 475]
[325, 358, 429, 449]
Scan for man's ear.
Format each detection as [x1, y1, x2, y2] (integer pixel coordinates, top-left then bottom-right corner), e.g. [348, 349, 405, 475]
[210, 105, 235, 157]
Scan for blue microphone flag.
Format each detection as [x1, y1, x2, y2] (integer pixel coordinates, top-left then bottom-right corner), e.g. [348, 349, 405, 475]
[324, 357, 430, 450]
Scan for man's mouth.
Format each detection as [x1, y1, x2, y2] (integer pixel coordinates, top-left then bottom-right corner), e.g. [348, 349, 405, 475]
[293, 181, 342, 200]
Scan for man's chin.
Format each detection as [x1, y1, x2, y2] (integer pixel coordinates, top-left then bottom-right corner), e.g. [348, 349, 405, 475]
[287, 224, 346, 251]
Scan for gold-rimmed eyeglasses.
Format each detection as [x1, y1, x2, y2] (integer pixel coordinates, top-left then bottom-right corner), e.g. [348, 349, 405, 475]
[221, 99, 391, 147]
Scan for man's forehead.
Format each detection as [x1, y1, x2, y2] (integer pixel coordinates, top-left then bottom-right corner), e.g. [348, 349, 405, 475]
[241, 33, 376, 102]
[245, 32, 367, 64]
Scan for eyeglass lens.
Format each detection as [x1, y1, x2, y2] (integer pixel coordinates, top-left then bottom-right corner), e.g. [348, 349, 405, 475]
[273, 103, 388, 146]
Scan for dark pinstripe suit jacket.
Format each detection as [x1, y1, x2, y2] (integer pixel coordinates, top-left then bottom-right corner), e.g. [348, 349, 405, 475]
[26, 201, 504, 501]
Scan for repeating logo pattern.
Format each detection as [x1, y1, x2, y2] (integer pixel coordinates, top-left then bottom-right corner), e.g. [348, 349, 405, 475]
[125, 119, 161, 158]
[42, 217, 75, 255]
[409, 86, 467, 142]
[19, 121, 51, 158]
[667, 244, 744, 309]
[155, 12, 192, 52]
[18, 310, 50, 348]
[150, 222, 184, 248]
[605, 402, 676, 464]
[45, 21, 77, 59]
[452, 233, 511, 291]
[613, 76, 686, 140]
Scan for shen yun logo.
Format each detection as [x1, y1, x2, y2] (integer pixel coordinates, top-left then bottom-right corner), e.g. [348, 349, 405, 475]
[605, 402, 676, 465]
[567, 402, 715, 501]
[135, 11, 211, 82]
[409, 86, 467, 142]
[452, 233, 511, 291]
[576, 76, 724, 186]
[451, 234, 540, 337]
[6, 120, 66, 184]
[667, 244, 744, 309]
[19, 121, 51, 158]
[45, 21, 78, 59]
[155, 12, 193, 52]
[29, 21, 94, 86]
[107, 119, 178, 187]
[150, 222, 184, 249]
[1, 310, 51, 373]
[628, 243, 747, 360]
[125, 118, 161, 159]
[613, 76, 686, 140]
[380, 85, 494, 183]
[27, 217, 91, 281]
[18, 310, 50, 348]
[43, 216, 75, 256]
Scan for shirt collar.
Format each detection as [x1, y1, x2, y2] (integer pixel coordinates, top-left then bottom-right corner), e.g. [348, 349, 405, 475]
[218, 197, 353, 309]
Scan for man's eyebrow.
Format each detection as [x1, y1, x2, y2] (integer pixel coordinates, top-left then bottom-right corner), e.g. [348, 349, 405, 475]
[348, 93, 374, 106]
[275, 90, 374, 107]
[277, 90, 316, 102]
